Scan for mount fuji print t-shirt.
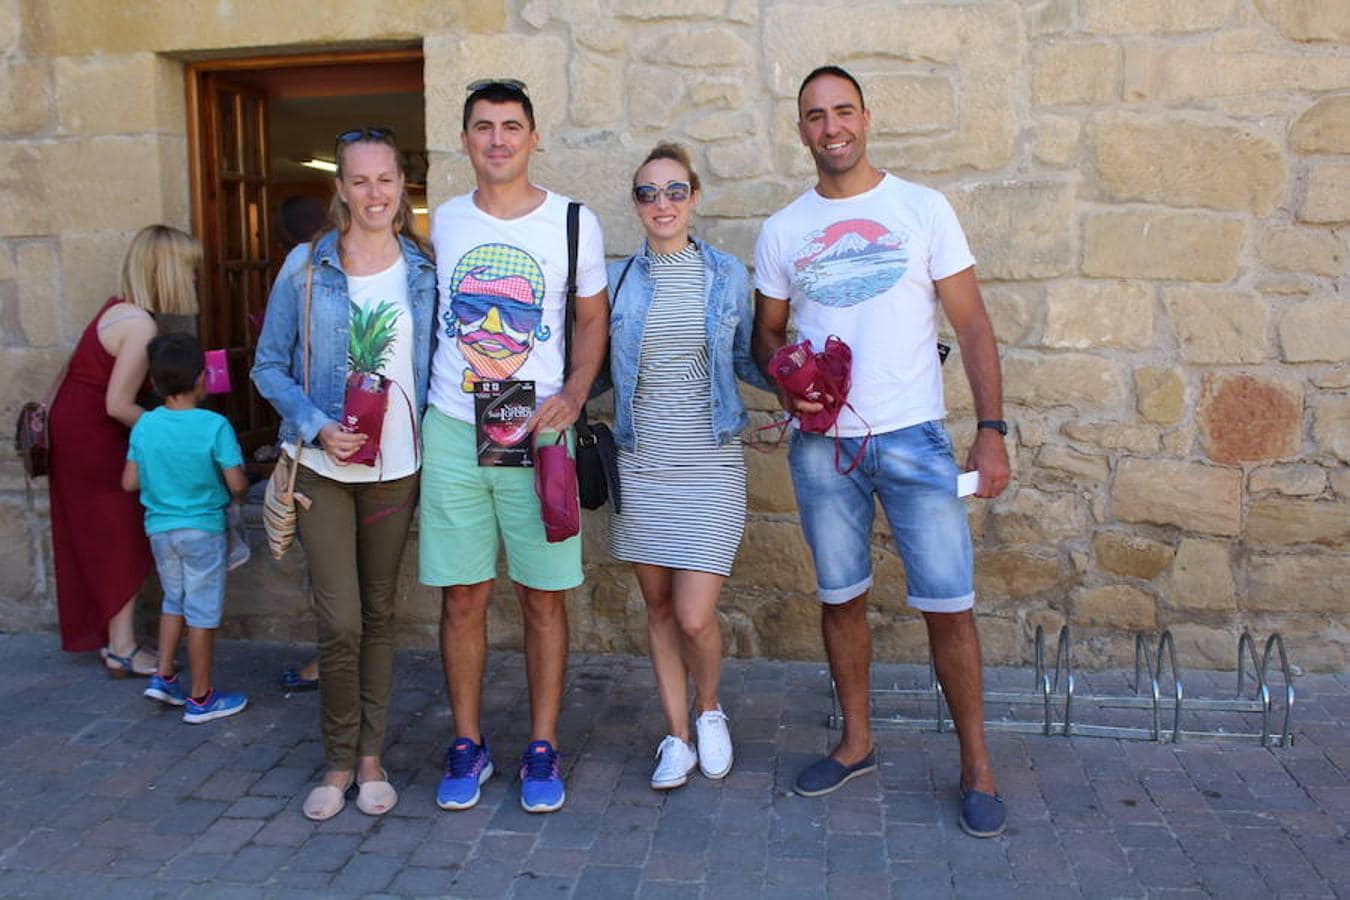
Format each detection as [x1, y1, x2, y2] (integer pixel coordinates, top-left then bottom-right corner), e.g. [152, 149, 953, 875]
[754, 173, 975, 437]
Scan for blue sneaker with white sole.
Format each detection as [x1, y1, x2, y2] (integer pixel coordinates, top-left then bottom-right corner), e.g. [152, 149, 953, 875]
[437, 737, 494, 810]
[143, 674, 186, 707]
[519, 740, 565, 813]
[182, 689, 247, 724]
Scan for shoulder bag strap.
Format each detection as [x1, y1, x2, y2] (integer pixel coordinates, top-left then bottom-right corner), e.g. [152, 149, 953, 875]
[286, 249, 316, 498]
[612, 256, 636, 304]
[563, 201, 580, 382]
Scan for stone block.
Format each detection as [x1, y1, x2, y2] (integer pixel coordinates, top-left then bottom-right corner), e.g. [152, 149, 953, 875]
[948, 180, 1075, 280]
[705, 140, 769, 179]
[1245, 554, 1348, 613]
[1062, 422, 1160, 454]
[727, 521, 815, 594]
[1249, 465, 1326, 497]
[59, 230, 140, 335]
[1112, 458, 1241, 535]
[687, 79, 745, 110]
[697, 180, 796, 218]
[990, 487, 1087, 544]
[1124, 43, 1350, 104]
[980, 284, 1032, 345]
[1041, 281, 1153, 350]
[0, 347, 66, 423]
[1092, 531, 1175, 580]
[1290, 95, 1350, 154]
[1134, 367, 1185, 425]
[1002, 352, 1126, 411]
[871, 615, 932, 665]
[572, 25, 625, 53]
[1248, 499, 1350, 547]
[637, 27, 752, 68]
[1197, 373, 1302, 465]
[1162, 539, 1235, 612]
[1256, 225, 1345, 277]
[684, 111, 755, 143]
[530, 143, 652, 256]
[0, 499, 37, 599]
[867, 73, 957, 135]
[1334, 467, 1350, 497]
[1032, 42, 1119, 106]
[1163, 288, 1267, 365]
[1083, 211, 1244, 282]
[44, 138, 173, 233]
[751, 593, 823, 660]
[54, 54, 182, 137]
[699, 219, 760, 269]
[1082, 0, 1237, 33]
[1313, 393, 1350, 462]
[745, 446, 796, 514]
[627, 64, 686, 131]
[0, 60, 50, 136]
[16, 241, 59, 349]
[1165, 624, 1240, 670]
[617, 0, 725, 18]
[0, 143, 53, 237]
[1073, 584, 1157, 630]
[1279, 298, 1350, 364]
[568, 53, 623, 128]
[1254, 0, 1350, 42]
[1299, 162, 1350, 224]
[1034, 114, 1082, 167]
[1036, 444, 1109, 483]
[1093, 115, 1285, 214]
[974, 549, 1064, 599]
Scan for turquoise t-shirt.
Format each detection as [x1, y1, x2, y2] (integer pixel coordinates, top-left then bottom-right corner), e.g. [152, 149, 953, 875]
[127, 407, 244, 536]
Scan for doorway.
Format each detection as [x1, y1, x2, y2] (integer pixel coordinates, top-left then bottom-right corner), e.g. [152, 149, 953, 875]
[185, 49, 427, 455]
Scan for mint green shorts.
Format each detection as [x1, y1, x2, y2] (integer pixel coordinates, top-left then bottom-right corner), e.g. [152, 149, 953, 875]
[418, 407, 582, 590]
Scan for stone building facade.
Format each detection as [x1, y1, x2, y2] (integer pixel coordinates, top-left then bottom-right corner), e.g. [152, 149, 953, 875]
[2, 0, 1347, 669]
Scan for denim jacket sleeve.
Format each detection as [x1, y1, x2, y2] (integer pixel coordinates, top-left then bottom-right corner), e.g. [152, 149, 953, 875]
[250, 244, 331, 444]
[728, 260, 774, 393]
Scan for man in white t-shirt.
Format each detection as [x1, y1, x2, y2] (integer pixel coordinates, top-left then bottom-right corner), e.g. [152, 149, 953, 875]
[753, 66, 1011, 837]
[420, 79, 608, 816]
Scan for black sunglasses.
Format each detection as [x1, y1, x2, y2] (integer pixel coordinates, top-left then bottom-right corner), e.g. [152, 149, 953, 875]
[465, 78, 529, 94]
[335, 127, 396, 145]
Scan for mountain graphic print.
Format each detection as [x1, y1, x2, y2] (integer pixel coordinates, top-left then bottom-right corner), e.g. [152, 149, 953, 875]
[790, 218, 909, 308]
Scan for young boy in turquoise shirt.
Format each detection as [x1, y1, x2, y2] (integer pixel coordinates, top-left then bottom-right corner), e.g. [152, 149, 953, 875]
[123, 332, 250, 723]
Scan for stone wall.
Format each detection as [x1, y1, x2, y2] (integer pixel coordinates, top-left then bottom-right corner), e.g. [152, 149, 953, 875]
[2, 0, 1347, 670]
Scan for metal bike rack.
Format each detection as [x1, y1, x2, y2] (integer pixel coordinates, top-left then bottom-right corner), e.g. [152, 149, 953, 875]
[828, 626, 1295, 747]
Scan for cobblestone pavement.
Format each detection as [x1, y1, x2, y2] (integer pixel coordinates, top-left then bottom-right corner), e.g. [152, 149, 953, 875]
[0, 632, 1345, 899]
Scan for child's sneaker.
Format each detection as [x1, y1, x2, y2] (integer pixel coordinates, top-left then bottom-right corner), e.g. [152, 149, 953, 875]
[183, 689, 247, 724]
[143, 674, 186, 707]
[519, 740, 565, 813]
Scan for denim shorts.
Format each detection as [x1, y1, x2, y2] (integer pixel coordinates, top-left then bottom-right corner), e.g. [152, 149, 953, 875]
[787, 420, 975, 612]
[418, 408, 583, 591]
[149, 528, 228, 628]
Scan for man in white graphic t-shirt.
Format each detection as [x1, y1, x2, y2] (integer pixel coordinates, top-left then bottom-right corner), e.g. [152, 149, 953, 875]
[420, 79, 608, 816]
[753, 65, 1011, 837]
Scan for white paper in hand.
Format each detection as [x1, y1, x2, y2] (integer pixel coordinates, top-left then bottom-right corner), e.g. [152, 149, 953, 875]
[957, 470, 980, 498]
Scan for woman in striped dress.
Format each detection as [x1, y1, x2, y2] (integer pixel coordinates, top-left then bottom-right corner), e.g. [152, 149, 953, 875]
[605, 143, 774, 790]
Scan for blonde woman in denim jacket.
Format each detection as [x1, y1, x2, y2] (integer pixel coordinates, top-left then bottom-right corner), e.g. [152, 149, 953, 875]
[252, 128, 435, 821]
[605, 143, 773, 791]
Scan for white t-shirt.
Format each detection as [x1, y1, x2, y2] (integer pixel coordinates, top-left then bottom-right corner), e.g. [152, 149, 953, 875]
[428, 189, 607, 424]
[299, 256, 419, 483]
[754, 173, 975, 437]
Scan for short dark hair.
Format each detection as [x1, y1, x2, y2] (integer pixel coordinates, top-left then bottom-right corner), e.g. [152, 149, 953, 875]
[147, 332, 204, 397]
[797, 65, 866, 111]
[462, 81, 536, 133]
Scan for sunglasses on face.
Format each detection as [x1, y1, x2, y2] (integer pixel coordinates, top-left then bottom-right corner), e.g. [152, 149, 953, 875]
[453, 293, 544, 333]
[633, 181, 692, 205]
[466, 78, 529, 95]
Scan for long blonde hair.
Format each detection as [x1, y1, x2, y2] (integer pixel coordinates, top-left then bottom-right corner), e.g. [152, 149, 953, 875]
[327, 131, 432, 259]
[120, 224, 202, 315]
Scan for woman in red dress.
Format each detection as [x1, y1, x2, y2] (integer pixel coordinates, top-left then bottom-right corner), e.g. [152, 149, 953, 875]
[49, 224, 203, 675]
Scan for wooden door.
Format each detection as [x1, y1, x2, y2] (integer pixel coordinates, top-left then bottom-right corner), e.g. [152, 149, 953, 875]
[197, 75, 276, 453]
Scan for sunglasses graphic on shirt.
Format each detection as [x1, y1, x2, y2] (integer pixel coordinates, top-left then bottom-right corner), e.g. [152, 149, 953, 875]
[452, 292, 546, 335]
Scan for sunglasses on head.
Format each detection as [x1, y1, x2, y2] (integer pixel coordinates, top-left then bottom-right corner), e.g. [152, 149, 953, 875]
[633, 181, 692, 205]
[466, 78, 529, 94]
[336, 127, 395, 145]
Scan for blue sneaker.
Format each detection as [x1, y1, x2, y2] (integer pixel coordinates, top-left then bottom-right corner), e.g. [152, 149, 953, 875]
[437, 737, 494, 810]
[519, 740, 565, 813]
[182, 689, 248, 724]
[143, 674, 186, 707]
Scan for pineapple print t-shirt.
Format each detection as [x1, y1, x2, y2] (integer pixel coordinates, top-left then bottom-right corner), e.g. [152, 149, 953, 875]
[298, 256, 418, 483]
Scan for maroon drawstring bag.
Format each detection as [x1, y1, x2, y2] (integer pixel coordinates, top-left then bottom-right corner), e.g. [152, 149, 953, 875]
[767, 335, 870, 474]
[341, 372, 389, 467]
[534, 432, 580, 543]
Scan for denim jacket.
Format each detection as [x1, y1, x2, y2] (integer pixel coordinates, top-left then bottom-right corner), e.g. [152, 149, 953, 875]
[250, 230, 437, 448]
[606, 239, 772, 450]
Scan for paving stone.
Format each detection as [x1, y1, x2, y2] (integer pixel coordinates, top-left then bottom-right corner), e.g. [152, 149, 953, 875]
[573, 864, 642, 899]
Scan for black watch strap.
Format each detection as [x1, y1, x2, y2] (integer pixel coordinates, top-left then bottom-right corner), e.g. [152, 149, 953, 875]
[977, 419, 1008, 436]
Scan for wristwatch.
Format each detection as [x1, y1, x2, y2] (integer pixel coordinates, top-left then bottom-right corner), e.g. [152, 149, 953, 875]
[977, 419, 1008, 436]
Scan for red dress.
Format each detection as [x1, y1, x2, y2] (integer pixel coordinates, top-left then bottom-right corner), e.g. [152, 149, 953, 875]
[49, 297, 152, 652]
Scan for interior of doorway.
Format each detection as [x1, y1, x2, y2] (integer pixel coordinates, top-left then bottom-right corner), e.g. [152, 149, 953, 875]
[186, 49, 426, 457]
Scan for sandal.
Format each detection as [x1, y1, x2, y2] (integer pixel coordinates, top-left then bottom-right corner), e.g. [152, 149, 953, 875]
[101, 645, 157, 678]
[303, 772, 355, 822]
[356, 767, 398, 816]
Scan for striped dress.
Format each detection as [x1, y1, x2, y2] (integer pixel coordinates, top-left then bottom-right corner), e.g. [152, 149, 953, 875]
[607, 242, 747, 575]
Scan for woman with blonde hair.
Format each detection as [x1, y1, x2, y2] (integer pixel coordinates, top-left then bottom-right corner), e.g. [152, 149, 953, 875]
[50, 224, 202, 675]
[253, 127, 435, 821]
[606, 143, 773, 789]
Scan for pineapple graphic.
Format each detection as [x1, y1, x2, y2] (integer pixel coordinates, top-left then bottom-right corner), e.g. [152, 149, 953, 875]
[342, 299, 402, 465]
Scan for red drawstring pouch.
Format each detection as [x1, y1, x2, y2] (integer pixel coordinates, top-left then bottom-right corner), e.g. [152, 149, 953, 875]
[767, 335, 870, 474]
[341, 372, 389, 467]
[534, 432, 580, 543]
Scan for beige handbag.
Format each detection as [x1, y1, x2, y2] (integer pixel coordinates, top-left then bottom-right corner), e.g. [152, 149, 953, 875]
[262, 257, 315, 559]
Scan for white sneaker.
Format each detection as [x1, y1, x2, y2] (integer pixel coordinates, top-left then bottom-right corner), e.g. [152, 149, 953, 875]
[650, 735, 698, 790]
[695, 705, 733, 779]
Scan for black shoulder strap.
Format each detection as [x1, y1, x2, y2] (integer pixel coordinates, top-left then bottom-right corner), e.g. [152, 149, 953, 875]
[612, 256, 636, 306]
[564, 201, 580, 380]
